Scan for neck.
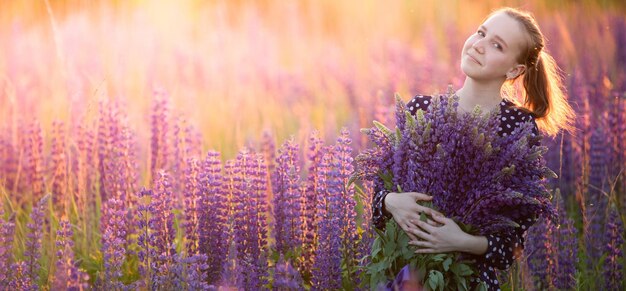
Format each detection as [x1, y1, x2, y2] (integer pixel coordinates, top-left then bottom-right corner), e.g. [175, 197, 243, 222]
[456, 77, 505, 110]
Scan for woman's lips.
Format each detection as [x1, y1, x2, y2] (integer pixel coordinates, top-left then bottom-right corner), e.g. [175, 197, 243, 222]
[467, 54, 481, 65]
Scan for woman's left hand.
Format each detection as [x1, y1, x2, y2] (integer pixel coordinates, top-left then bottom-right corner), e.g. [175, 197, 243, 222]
[406, 213, 468, 253]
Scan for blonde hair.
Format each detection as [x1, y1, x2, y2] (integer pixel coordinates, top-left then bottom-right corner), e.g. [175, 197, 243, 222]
[496, 7, 575, 137]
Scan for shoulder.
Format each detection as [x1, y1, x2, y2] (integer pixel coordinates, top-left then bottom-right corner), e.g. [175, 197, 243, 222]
[406, 94, 433, 115]
[498, 99, 539, 137]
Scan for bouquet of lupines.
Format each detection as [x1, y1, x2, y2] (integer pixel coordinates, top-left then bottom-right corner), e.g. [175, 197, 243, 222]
[352, 91, 557, 290]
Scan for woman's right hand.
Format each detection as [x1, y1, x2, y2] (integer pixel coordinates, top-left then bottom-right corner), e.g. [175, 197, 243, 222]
[384, 192, 443, 241]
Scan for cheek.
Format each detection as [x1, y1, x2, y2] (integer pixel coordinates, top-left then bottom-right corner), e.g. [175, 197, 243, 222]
[462, 35, 476, 51]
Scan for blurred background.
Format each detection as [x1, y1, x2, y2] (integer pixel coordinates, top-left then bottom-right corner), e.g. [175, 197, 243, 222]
[1, 0, 624, 159]
[0, 1, 625, 289]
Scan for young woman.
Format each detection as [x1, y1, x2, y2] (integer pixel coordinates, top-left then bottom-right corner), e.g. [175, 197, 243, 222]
[371, 7, 575, 290]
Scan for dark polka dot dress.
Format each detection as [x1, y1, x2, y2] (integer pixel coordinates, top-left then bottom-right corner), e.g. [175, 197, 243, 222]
[371, 94, 540, 291]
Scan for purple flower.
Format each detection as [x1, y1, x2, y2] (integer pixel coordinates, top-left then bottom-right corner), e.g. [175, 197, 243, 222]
[273, 254, 304, 290]
[183, 157, 202, 255]
[604, 205, 624, 291]
[198, 150, 229, 284]
[0, 203, 16, 286]
[49, 120, 67, 208]
[311, 150, 342, 290]
[553, 191, 578, 290]
[301, 130, 324, 278]
[525, 191, 577, 290]
[150, 88, 172, 185]
[52, 219, 89, 290]
[231, 148, 270, 289]
[586, 126, 610, 266]
[100, 198, 127, 289]
[272, 138, 303, 255]
[332, 128, 361, 283]
[22, 194, 49, 287]
[25, 121, 46, 201]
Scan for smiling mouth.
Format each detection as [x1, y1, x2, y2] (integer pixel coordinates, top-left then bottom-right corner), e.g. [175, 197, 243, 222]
[467, 54, 481, 65]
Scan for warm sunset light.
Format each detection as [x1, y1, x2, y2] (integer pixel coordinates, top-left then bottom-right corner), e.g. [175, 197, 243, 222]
[0, 0, 624, 289]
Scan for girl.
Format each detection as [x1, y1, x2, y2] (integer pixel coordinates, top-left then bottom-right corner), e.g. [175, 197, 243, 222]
[371, 7, 575, 290]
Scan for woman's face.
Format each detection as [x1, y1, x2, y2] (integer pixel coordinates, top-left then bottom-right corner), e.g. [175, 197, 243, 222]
[460, 12, 528, 81]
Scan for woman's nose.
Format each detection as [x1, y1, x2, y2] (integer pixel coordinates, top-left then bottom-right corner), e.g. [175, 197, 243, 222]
[471, 39, 485, 54]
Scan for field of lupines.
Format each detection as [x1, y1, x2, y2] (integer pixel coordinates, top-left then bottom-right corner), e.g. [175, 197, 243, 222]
[0, 0, 625, 290]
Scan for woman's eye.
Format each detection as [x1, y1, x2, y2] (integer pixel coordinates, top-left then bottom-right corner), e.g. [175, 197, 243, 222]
[494, 43, 502, 50]
[477, 30, 485, 37]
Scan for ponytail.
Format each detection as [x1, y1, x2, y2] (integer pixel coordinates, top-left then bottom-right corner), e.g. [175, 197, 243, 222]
[498, 7, 576, 137]
[522, 50, 575, 137]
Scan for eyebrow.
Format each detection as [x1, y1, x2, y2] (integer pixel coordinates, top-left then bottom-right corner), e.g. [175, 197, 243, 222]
[480, 25, 508, 49]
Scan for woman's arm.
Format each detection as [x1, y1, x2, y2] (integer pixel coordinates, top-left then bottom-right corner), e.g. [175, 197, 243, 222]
[407, 212, 536, 269]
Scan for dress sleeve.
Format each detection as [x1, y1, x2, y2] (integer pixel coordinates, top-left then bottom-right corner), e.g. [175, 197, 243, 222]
[372, 184, 392, 231]
[406, 95, 432, 115]
[480, 212, 538, 270]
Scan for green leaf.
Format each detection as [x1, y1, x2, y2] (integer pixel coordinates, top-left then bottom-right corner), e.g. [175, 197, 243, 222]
[431, 254, 446, 262]
[383, 240, 397, 256]
[435, 270, 444, 291]
[443, 257, 452, 272]
[427, 271, 438, 290]
[373, 120, 393, 137]
[456, 263, 473, 276]
[457, 277, 468, 291]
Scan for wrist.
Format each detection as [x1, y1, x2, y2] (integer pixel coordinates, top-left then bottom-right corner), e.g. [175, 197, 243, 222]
[383, 192, 396, 215]
[460, 234, 488, 255]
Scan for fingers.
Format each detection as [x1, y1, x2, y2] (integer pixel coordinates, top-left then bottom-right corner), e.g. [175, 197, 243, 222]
[408, 192, 433, 201]
[411, 219, 435, 233]
[430, 213, 448, 224]
[406, 225, 433, 241]
[414, 248, 437, 254]
[400, 223, 419, 241]
[408, 239, 433, 249]
[415, 205, 443, 218]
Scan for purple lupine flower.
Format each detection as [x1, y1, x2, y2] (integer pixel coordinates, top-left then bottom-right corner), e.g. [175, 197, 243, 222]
[22, 194, 49, 287]
[273, 254, 304, 290]
[26, 121, 46, 201]
[135, 188, 155, 288]
[183, 157, 202, 255]
[176, 253, 210, 290]
[261, 130, 277, 191]
[604, 205, 624, 291]
[0, 203, 16, 286]
[586, 126, 610, 266]
[525, 217, 556, 290]
[52, 219, 89, 290]
[150, 88, 172, 185]
[198, 150, 228, 284]
[171, 115, 184, 194]
[272, 138, 303, 255]
[50, 120, 68, 208]
[232, 148, 270, 289]
[9, 261, 35, 290]
[100, 198, 127, 289]
[150, 171, 178, 289]
[311, 150, 342, 290]
[301, 130, 324, 278]
[332, 128, 360, 283]
[553, 191, 578, 290]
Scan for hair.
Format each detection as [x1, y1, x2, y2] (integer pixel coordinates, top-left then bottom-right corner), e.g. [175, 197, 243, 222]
[495, 7, 575, 137]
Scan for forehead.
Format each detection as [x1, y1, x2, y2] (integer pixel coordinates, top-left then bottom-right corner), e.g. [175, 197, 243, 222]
[481, 12, 527, 53]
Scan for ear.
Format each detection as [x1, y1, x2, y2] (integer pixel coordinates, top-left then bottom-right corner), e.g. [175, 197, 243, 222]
[506, 64, 526, 80]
